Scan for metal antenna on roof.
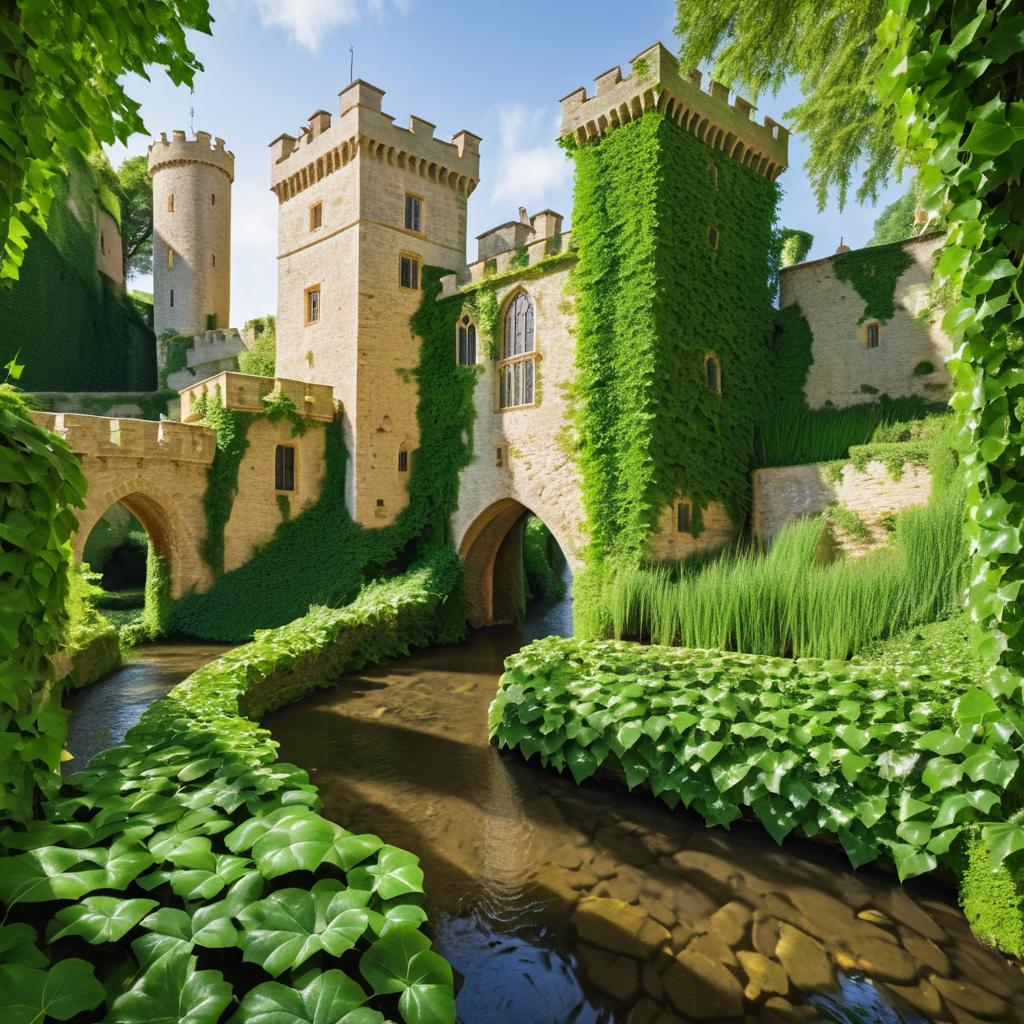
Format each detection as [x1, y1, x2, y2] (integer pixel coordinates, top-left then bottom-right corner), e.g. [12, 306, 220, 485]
[349, 44, 354, 83]
[189, 85, 195, 136]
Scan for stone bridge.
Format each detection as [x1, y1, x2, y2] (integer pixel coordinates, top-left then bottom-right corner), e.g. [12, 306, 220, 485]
[32, 412, 215, 599]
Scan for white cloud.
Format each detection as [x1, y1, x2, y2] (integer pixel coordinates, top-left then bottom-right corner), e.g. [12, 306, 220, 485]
[490, 104, 570, 205]
[247, 0, 408, 53]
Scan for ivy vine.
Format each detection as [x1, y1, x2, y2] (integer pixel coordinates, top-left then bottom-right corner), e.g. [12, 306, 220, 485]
[833, 240, 914, 323]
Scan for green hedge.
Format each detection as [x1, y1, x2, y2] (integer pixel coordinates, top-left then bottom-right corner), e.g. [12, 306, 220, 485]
[0, 552, 463, 1024]
[489, 636, 1016, 884]
[0, 169, 155, 392]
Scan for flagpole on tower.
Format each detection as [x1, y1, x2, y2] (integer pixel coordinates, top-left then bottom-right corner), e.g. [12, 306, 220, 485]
[349, 44, 354, 83]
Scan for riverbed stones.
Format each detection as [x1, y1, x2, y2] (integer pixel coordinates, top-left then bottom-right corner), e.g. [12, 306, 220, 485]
[787, 887, 855, 938]
[572, 896, 670, 959]
[775, 924, 836, 992]
[641, 961, 664, 1001]
[737, 950, 788, 1000]
[686, 930, 738, 967]
[886, 889, 947, 942]
[882, 978, 944, 1018]
[578, 943, 639, 1003]
[838, 935, 918, 984]
[704, 900, 752, 946]
[751, 911, 781, 957]
[931, 976, 1008, 1020]
[898, 927, 951, 975]
[856, 907, 891, 926]
[663, 949, 745, 1020]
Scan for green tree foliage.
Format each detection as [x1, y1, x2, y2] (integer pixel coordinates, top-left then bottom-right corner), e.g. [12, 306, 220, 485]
[870, 179, 922, 244]
[779, 228, 813, 267]
[0, 0, 210, 283]
[238, 316, 277, 377]
[115, 155, 153, 281]
[676, 0, 1024, 875]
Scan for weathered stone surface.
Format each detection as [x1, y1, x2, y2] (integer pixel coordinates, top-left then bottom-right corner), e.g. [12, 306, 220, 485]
[647, 898, 676, 930]
[838, 936, 918, 984]
[641, 961, 663, 1001]
[686, 931, 738, 967]
[556, 847, 584, 870]
[568, 866, 599, 891]
[626, 997, 660, 1024]
[590, 854, 619, 880]
[663, 950, 745, 1020]
[578, 943, 640, 1004]
[761, 996, 814, 1024]
[573, 897, 669, 959]
[597, 873, 642, 905]
[898, 928, 950, 976]
[704, 900, 753, 946]
[856, 908, 891, 927]
[787, 887, 856, 937]
[737, 950, 788, 999]
[752, 912, 781, 958]
[775, 924, 836, 993]
[931, 976, 1008, 1020]
[882, 979, 944, 1019]
[671, 849, 745, 888]
[886, 890, 947, 942]
[670, 882, 719, 925]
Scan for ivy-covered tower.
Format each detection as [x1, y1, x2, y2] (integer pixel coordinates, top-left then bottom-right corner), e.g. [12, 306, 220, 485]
[561, 43, 789, 565]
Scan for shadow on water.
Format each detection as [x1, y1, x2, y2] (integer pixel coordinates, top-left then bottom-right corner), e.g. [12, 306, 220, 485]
[62, 641, 231, 775]
[265, 564, 1023, 1024]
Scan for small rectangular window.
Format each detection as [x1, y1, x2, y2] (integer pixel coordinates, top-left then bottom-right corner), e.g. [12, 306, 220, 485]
[310, 202, 323, 230]
[866, 323, 880, 348]
[211, 193, 216, 205]
[305, 285, 321, 324]
[169, 289, 174, 308]
[495, 446, 504, 468]
[677, 501, 692, 534]
[167, 248, 174, 269]
[212, 253, 216, 267]
[398, 449, 409, 472]
[167, 194, 174, 213]
[275, 445, 295, 492]
[405, 194, 423, 233]
[399, 255, 420, 290]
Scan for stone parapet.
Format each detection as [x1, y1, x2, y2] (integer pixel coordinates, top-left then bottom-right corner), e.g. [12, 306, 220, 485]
[560, 42, 788, 180]
[31, 412, 215, 464]
[440, 229, 575, 298]
[178, 371, 336, 423]
[269, 81, 480, 205]
[148, 130, 235, 183]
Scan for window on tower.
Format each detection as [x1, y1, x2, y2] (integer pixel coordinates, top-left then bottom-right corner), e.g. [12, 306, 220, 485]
[866, 322, 881, 348]
[275, 445, 296, 492]
[705, 354, 721, 394]
[167, 248, 174, 269]
[398, 447, 409, 472]
[167, 194, 174, 213]
[457, 314, 477, 365]
[212, 253, 216, 267]
[405, 194, 423, 233]
[399, 254, 420, 290]
[211, 193, 216, 205]
[677, 500, 693, 534]
[309, 202, 323, 230]
[305, 285, 321, 324]
[170, 289, 175, 308]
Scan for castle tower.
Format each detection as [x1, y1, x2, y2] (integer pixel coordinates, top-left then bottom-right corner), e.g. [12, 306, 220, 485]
[148, 130, 234, 338]
[269, 83, 480, 525]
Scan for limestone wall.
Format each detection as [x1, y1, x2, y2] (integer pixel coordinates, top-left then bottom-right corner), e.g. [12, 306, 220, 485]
[752, 460, 933, 548]
[648, 500, 735, 562]
[779, 235, 953, 409]
[95, 208, 124, 287]
[452, 263, 586, 574]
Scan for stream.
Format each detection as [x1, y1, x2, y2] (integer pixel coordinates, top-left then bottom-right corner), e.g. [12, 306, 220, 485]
[65, 575, 1024, 1023]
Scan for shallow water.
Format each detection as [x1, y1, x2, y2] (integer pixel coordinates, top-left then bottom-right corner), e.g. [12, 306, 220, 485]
[267, 577, 1024, 1024]
[62, 641, 230, 774]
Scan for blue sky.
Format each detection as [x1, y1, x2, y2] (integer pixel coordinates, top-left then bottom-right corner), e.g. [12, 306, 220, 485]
[108, 0, 908, 325]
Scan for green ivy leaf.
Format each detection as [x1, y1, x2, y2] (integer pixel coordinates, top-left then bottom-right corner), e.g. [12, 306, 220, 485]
[108, 950, 232, 1024]
[348, 847, 424, 900]
[359, 927, 455, 1024]
[0, 958, 104, 1024]
[229, 969, 370, 1024]
[0, 924, 48, 968]
[50, 896, 158, 945]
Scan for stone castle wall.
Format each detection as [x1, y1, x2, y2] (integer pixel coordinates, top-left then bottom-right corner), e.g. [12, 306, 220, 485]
[752, 460, 933, 550]
[780, 235, 952, 409]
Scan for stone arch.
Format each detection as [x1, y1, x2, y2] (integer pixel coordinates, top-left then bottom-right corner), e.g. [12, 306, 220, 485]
[73, 479, 200, 600]
[457, 497, 578, 628]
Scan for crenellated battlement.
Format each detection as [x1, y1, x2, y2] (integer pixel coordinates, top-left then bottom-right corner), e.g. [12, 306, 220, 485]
[560, 42, 788, 180]
[148, 130, 235, 182]
[178, 372, 337, 424]
[268, 80, 480, 205]
[31, 412, 216, 464]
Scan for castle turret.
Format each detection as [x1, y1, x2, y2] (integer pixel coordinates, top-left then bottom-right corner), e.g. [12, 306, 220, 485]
[148, 130, 234, 338]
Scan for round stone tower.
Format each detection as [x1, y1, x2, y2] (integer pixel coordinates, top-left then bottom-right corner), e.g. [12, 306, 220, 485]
[148, 130, 234, 339]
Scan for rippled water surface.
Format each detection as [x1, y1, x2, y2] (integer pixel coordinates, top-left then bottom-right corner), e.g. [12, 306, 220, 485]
[266, 573, 1024, 1024]
[62, 641, 230, 774]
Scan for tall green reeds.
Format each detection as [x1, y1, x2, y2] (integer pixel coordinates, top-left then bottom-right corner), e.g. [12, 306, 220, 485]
[605, 489, 967, 660]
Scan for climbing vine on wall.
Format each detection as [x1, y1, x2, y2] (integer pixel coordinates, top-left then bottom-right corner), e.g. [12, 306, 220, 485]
[172, 267, 478, 641]
[566, 109, 779, 631]
[833, 239, 914, 323]
[0, 387, 85, 824]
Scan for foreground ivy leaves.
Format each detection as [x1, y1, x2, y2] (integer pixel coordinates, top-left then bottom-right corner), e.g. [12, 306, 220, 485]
[360, 927, 455, 1024]
[0, 958, 105, 1024]
[490, 636, 1020, 883]
[230, 969, 385, 1024]
[49, 896, 159, 944]
[109, 950, 233, 1024]
[237, 879, 373, 976]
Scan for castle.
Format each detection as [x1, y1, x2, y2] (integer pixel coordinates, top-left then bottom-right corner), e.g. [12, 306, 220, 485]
[35, 43, 954, 627]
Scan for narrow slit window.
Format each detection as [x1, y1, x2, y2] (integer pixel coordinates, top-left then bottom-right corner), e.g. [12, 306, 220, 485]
[305, 285, 321, 324]
[708, 163, 719, 188]
[677, 501, 692, 534]
[167, 194, 174, 213]
[457, 314, 477, 365]
[866, 322, 880, 348]
[399, 254, 420, 290]
[167, 248, 174, 268]
[169, 288, 174, 308]
[705, 354, 721, 394]
[275, 445, 296, 492]
[708, 226, 719, 249]
[310, 202, 323, 230]
[211, 193, 216, 205]
[405, 194, 423, 233]
[398, 448, 409, 472]
[212, 253, 216, 267]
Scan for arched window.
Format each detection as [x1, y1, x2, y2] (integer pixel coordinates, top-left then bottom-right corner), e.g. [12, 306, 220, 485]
[275, 445, 296, 492]
[457, 314, 477, 365]
[677, 500, 693, 534]
[705, 354, 721, 394]
[708, 226, 719, 249]
[499, 291, 537, 409]
[865, 322, 880, 348]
